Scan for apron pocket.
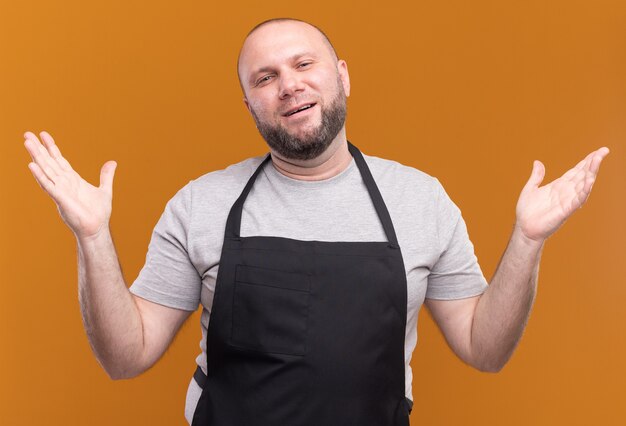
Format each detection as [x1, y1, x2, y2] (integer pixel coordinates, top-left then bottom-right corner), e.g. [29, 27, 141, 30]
[230, 264, 311, 356]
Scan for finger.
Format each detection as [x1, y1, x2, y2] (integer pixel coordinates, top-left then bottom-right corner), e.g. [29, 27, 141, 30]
[27, 161, 57, 197]
[40, 131, 59, 156]
[582, 173, 595, 195]
[99, 161, 117, 194]
[563, 147, 609, 182]
[39, 131, 74, 172]
[562, 152, 592, 180]
[31, 138, 63, 177]
[581, 154, 605, 194]
[35, 132, 66, 175]
[39, 130, 56, 145]
[24, 138, 61, 182]
[561, 170, 589, 213]
[524, 160, 545, 190]
[586, 147, 610, 175]
[24, 131, 41, 142]
[570, 149, 607, 200]
[569, 151, 595, 175]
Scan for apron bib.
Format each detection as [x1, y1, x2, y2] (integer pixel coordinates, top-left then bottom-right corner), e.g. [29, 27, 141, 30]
[192, 142, 412, 425]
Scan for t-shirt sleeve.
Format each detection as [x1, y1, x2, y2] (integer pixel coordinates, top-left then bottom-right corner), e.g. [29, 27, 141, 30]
[129, 182, 201, 311]
[425, 179, 488, 300]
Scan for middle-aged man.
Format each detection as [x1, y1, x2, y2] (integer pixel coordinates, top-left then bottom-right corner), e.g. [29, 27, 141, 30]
[24, 18, 608, 426]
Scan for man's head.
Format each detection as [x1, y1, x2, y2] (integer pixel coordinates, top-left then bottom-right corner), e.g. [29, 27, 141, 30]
[238, 19, 350, 161]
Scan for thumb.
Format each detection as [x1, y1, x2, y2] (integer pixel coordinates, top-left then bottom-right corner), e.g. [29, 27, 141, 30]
[523, 160, 545, 190]
[99, 160, 117, 194]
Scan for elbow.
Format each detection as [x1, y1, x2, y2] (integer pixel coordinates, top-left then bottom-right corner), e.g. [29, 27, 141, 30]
[103, 365, 133, 381]
[471, 355, 510, 373]
[476, 362, 505, 373]
[467, 340, 515, 373]
[100, 359, 146, 381]
[106, 371, 125, 381]
[93, 345, 153, 380]
[105, 367, 144, 381]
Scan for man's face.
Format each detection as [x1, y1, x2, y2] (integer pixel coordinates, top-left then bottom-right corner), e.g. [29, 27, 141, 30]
[238, 21, 351, 160]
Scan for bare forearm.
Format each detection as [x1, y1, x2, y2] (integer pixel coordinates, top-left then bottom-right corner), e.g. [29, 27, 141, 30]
[77, 228, 145, 379]
[425, 148, 608, 373]
[23, 131, 187, 380]
[470, 226, 544, 371]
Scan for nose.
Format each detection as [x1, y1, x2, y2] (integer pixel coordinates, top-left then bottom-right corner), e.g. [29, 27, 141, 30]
[278, 70, 305, 100]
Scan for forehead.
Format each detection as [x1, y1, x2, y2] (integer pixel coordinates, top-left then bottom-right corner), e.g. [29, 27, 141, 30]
[238, 21, 334, 76]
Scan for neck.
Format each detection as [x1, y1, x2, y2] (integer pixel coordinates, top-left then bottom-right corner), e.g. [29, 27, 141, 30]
[269, 130, 352, 181]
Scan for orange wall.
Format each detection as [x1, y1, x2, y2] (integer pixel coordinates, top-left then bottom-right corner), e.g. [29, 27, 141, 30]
[1, 1, 625, 425]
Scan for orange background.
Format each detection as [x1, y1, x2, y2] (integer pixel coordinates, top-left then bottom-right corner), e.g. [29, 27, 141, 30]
[1, 0, 625, 425]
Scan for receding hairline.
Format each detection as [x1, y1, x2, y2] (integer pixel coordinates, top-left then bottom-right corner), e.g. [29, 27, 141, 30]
[237, 18, 339, 89]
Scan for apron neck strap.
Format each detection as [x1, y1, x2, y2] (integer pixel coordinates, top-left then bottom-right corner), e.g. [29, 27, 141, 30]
[225, 153, 272, 240]
[347, 141, 400, 247]
[225, 141, 400, 248]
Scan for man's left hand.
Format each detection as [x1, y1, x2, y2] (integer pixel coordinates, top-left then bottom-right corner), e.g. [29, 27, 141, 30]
[515, 147, 610, 242]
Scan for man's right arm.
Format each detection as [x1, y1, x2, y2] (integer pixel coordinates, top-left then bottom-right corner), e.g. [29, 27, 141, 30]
[77, 228, 191, 379]
[24, 130, 191, 379]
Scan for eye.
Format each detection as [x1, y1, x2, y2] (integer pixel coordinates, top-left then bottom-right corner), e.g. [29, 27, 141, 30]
[297, 62, 312, 69]
[255, 75, 274, 86]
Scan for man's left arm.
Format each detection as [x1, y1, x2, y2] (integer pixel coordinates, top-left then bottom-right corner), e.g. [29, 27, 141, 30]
[426, 147, 609, 372]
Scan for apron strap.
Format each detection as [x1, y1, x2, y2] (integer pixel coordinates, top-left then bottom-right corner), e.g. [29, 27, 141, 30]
[347, 141, 400, 248]
[225, 142, 400, 248]
[224, 153, 272, 239]
[193, 365, 207, 389]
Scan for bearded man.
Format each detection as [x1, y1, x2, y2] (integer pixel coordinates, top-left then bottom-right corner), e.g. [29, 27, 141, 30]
[24, 18, 609, 425]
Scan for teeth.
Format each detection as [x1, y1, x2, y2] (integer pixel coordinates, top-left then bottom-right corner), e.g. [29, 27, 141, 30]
[288, 104, 313, 116]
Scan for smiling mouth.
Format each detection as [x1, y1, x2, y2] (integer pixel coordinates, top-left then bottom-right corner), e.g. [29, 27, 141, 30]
[284, 103, 316, 117]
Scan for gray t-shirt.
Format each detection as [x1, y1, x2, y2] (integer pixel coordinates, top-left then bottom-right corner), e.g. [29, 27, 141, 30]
[129, 152, 488, 423]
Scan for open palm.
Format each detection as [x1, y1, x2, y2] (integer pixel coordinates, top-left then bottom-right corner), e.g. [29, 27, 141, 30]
[516, 147, 610, 242]
[24, 131, 117, 240]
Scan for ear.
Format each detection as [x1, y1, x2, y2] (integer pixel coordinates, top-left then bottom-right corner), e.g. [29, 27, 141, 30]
[337, 60, 351, 97]
[243, 97, 252, 114]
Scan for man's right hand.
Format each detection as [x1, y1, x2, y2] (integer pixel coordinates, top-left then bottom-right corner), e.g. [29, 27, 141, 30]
[24, 130, 117, 241]
[24, 130, 191, 379]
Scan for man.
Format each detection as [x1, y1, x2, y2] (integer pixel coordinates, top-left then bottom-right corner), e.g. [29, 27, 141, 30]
[24, 18, 608, 425]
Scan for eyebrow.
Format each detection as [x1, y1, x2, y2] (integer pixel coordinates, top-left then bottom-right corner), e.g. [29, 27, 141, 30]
[248, 52, 318, 84]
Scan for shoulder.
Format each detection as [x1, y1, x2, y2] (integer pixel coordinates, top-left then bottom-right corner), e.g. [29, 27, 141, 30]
[362, 153, 442, 198]
[361, 152, 460, 223]
[191, 155, 267, 190]
[173, 155, 267, 200]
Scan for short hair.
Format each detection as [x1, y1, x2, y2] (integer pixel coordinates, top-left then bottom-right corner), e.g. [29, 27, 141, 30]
[237, 18, 339, 91]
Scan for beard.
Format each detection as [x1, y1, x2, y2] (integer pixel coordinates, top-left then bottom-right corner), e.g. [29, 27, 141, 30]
[251, 86, 347, 161]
